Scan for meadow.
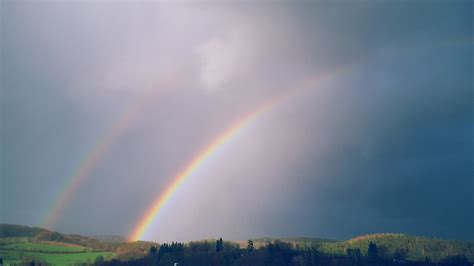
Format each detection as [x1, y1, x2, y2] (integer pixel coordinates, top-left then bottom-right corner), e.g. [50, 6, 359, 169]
[1, 242, 89, 253]
[0, 241, 115, 265]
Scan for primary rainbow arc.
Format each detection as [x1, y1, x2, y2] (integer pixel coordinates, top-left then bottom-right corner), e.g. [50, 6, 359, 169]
[129, 70, 340, 241]
[129, 101, 275, 241]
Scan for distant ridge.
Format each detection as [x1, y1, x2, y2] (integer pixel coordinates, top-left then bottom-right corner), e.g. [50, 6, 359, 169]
[92, 234, 127, 243]
[0, 224, 50, 238]
[251, 236, 336, 243]
[0, 224, 121, 251]
[348, 233, 406, 244]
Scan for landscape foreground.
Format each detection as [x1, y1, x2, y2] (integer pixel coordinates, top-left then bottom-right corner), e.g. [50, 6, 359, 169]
[0, 224, 472, 266]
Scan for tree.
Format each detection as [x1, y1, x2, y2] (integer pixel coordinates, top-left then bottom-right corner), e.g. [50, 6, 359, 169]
[94, 255, 104, 265]
[367, 242, 378, 260]
[216, 238, 224, 252]
[377, 245, 388, 259]
[440, 255, 471, 266]
[393, 248, 408, 262]
[149, 246, 158, 256]
[247, 240, 254, 252]
[347, 248, 361, 264]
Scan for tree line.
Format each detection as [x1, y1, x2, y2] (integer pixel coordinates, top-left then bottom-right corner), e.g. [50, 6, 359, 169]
[98, 239, 472, 266]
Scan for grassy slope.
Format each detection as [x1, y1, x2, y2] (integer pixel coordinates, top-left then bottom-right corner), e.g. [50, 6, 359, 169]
[0, 241, 116, 265]
[0, 225, 118, 265]
[0, 224, 122, 252]
[1, 250, 115, 265]
[2, 242, 88, 253]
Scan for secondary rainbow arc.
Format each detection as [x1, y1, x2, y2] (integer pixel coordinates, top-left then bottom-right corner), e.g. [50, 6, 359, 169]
[41, 69, 180, 229]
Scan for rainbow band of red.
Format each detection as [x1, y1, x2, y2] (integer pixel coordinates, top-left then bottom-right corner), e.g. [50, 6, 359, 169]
[129, 101, 275, 241]
[128, 69, 341, 241]
[41, 69, 180, 229]
[42, 107, 141, 229]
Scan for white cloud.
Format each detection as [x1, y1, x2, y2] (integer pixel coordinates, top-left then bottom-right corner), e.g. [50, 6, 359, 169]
[196, 29, 258, 92]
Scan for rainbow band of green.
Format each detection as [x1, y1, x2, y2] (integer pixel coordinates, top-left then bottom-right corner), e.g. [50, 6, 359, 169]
[41, 69, 180, 229]
[129, 69, 341, 241]
[42, 107, 141, 229]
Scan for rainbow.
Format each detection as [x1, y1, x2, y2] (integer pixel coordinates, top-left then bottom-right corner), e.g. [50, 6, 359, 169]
[129, 101, 275, 241]
[42, 69, 180, 229]
[129, 70, 340, 241]
[42, 106, 142, 229]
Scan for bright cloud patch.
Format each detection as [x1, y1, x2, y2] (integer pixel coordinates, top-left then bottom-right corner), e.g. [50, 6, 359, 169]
[196, 29, 257, 92]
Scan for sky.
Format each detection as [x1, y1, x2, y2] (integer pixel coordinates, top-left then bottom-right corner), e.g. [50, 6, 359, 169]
[1, 1, 473, 242]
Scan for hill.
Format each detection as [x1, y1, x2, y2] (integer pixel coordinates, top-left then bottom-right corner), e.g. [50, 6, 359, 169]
[0, 225, 117, 265]
[229, 237, 335, 250]
[238, 234, 473, 262]
[0, 224, 121, 252]
[92, 235, 127, 243]
[1, 224, 473, 264]
[0, 224, 159, 264]
[317, 233, 474, 262]
[0, 224, 49, 238]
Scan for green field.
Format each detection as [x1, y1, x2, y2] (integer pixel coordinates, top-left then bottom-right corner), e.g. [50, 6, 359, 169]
[0, 242, 116, 265]
[1, 250, 115, 265]
[2, 242, 89, 253]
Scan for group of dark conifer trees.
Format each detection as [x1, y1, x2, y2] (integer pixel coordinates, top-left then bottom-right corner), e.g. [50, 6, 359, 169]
[99, 239, 471, 266]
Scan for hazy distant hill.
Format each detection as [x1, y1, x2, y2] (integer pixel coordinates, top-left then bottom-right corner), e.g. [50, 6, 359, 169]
[92, 235, 127, 243]
[0, 224, 49, 238]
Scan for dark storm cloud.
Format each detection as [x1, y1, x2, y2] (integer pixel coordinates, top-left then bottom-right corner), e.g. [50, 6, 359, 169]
[1, 1, 472, 240]
[278, 33, 473, 239]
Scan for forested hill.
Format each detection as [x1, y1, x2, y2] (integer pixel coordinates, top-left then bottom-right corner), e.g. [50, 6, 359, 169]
[0, 224, 123, 251]
[1, 224, 473, 263]
[318, 233, 474, 262]
[0, 224, 49, 238]
[234, 234, 473, 262]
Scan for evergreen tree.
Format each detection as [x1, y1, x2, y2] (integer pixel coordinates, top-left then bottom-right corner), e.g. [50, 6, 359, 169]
[367, 242, 378, 260]
[247, 240, 254, 252]
[149, 246, 158, 256]
[216, 238, 224, 252]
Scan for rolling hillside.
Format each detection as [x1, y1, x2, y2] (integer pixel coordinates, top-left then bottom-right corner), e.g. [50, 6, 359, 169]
[0, 224, 118, 265]
[317, 233, 474, 262]
[1, 224, 473, 264]
[0, 224, 121, 252]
